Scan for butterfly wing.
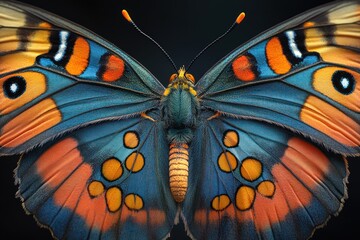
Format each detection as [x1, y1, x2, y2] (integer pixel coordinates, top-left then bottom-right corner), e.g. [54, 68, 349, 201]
[1, 1, 177, 239]
[182, 1, 359, 239]
[15, 111, 176, 239]
[182, 111, 348, 240]
[196, 0, 360, 156]
[0, 1, 164, 155]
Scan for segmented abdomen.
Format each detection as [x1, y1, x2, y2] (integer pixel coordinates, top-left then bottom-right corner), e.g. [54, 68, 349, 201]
[169, 143, 189, 203]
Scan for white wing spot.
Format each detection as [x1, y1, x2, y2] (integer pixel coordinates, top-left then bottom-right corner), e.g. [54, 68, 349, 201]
[340, 77, 350, 89]
[10, 83, 18, 93]
[285, 31, 302, 59]
[54, 31, 69, 62]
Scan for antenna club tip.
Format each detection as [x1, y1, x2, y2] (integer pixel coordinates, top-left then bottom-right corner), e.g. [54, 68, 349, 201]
[122, 9, 132, 22]
[236, 12, 246, 24]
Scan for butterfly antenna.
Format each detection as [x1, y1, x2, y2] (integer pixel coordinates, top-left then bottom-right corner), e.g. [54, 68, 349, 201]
[186, 12, 245, 72]
[122, 10, 178, 72]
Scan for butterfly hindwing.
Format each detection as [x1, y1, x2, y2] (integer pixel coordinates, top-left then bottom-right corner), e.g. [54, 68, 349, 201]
[0, 1, 164, 155]
[182, 111, 348, 240]
[16, 111, 176, 239]
[197, 1, 360, 156]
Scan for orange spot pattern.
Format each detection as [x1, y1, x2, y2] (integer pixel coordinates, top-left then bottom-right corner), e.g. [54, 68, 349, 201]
[223, 130, 239, 148]
[196, 137, 331, 231]
[123, 131, 139, 149]
[266, 37, 292, 74]
[35, 136, 163, 232]
[102, 55, 125, 82]
[125, 152, 145, 172]
[211, 195, 231, 211]
[232, 55, 256, 81]
[65, 37, 90, 76]
[210, 133, 277, 214]
[217, 151, 238, 172]
[102, 158, 123, 181]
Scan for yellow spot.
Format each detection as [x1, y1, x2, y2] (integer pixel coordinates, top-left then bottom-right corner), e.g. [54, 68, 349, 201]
[105, 187, 122, 212]
[102, 158, 123, 181]
[218, 151, 238, 173]
[236, 186, 255, 211]
[38, 22, 52, 28]
[124, 131, 139, 149]
[88, 181, 105, 197]
[303, 21, 315, 28]
[124, 194, 144, 210]
[125, 152, 145, 172]
[223, 130, 239, 148]
[178, 66, 186, 78]
[211, 194, 231, 211]
[163, 88, 171, 96]
[240, 158, 263, 182]
[257, 180, 276, 198]
[189, 87, 197, 96]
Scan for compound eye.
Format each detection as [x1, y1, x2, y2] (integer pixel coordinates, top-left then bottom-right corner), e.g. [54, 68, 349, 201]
[185, 73, 195, 83]
[169, 73, 178, 83]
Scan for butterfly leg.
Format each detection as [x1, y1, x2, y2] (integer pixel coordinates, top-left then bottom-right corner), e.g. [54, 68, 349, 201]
[207, 111, 221, 120]
[141, 112, 156, 122]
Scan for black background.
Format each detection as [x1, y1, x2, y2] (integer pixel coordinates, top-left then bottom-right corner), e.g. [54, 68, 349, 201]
[1, 0, 359, 239]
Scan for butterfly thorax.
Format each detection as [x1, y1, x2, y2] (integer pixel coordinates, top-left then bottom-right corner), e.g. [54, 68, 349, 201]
[161, 68, 199, 202]
[161, 68, 199, 143]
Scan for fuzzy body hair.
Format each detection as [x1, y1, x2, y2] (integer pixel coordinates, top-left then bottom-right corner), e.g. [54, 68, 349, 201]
[161, 86, 200, 143]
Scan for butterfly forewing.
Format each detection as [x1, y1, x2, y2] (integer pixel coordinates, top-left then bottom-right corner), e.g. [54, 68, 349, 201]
[0, 0, 163, 155]
[196, 1, 360, 156]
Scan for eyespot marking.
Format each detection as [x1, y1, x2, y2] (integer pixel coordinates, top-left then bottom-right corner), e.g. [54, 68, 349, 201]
[332, 70, 355, 95]
[3, 76, 26, 99]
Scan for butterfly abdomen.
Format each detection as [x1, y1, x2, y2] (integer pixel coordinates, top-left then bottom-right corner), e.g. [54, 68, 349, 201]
[169, 143, 189, 202]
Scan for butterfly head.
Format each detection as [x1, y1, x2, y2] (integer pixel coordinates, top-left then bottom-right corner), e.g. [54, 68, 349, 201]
[169, 66, 195, 84]
[163, 67, 197, 97]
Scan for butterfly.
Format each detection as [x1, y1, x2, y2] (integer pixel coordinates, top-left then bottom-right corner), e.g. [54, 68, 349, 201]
[0, 0, 359, 239]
